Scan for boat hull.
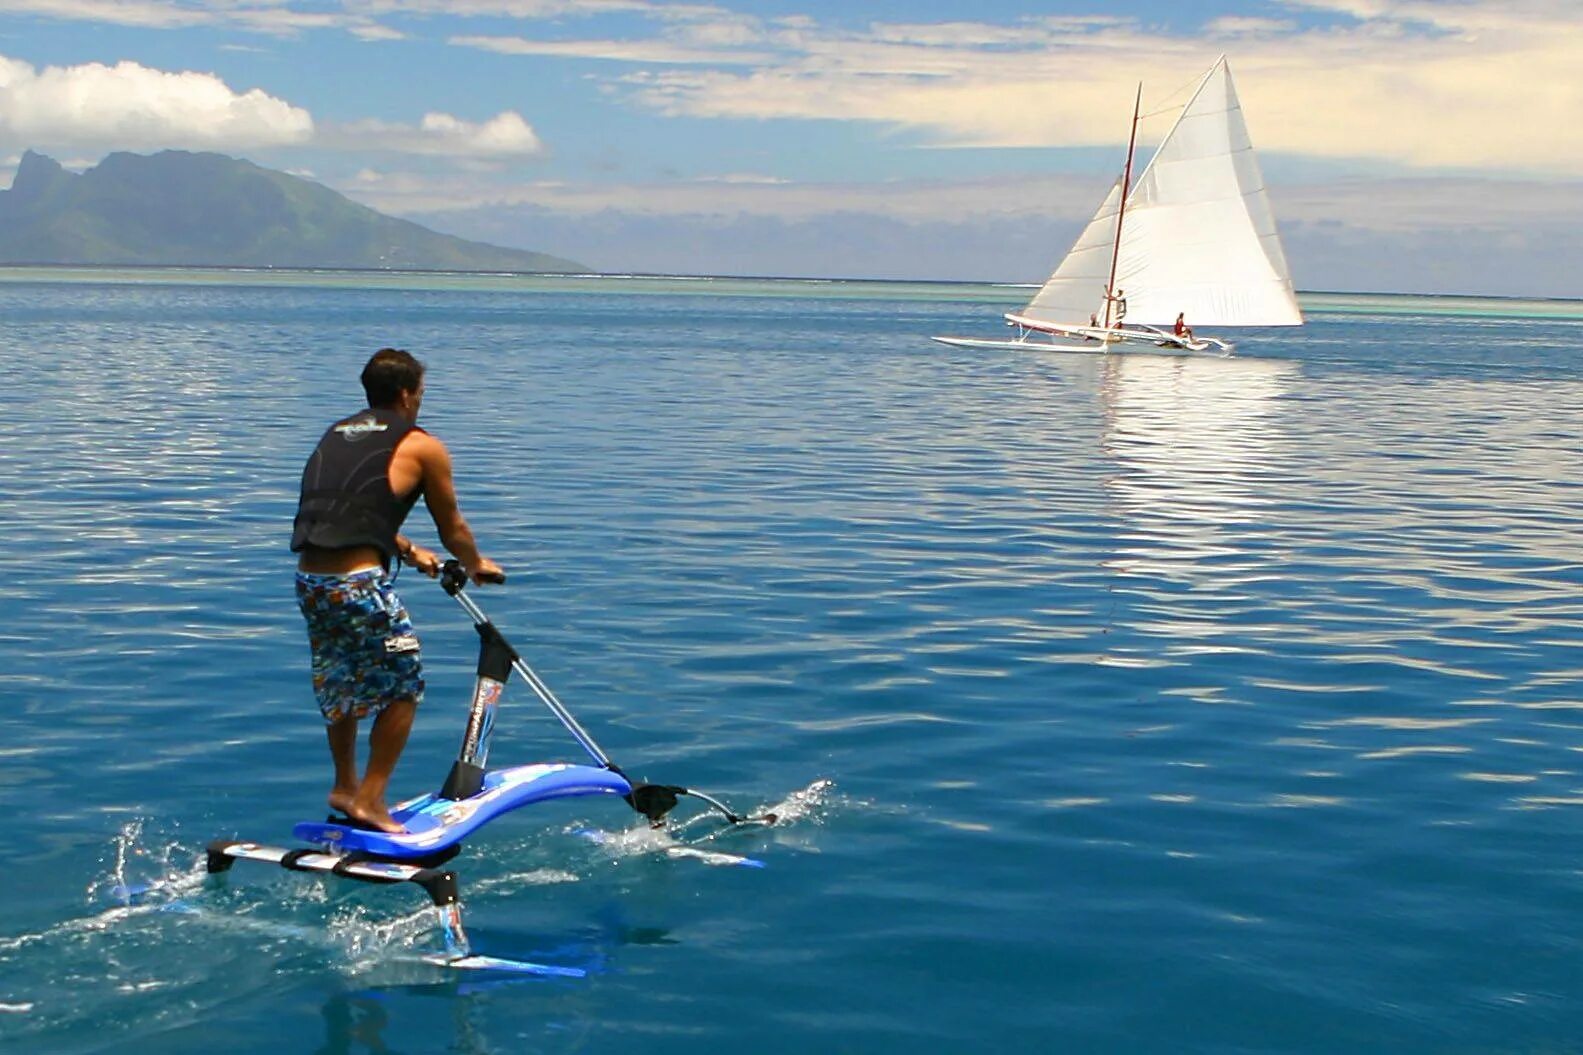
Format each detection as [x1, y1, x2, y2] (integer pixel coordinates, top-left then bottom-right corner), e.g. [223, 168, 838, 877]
[930, 335, 1231, 358]
[931, 335, 1099, 352]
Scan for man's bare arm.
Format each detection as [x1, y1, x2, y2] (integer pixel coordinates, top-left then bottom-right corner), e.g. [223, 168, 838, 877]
[412, 433, 502, 583]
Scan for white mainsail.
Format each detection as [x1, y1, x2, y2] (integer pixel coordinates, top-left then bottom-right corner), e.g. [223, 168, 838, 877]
[1017, 57, 1301, 333]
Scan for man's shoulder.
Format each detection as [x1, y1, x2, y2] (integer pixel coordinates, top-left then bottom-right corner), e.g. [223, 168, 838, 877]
[396, 426, 450, 459]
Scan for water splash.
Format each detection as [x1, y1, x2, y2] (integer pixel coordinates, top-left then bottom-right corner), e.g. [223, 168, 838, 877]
[763, 778, 836, 825]
[328, 904, 439, 975]
[1, 819, 206, 957]
[573, 779, 836, 866]
[470, 869, 581, 896]
[90, 817, 205, 908]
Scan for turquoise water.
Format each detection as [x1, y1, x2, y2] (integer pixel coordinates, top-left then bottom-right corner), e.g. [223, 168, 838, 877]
[3, 270, 1583, 1052]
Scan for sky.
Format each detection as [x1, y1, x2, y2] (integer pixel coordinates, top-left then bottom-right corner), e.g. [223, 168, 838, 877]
[1, 0, 1581, 295]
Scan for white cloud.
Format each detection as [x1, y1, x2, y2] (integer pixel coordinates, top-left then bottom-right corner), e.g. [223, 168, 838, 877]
[698, 172, 789, 184]
[0, 0, 399, 38]
[448, 34, 768, 64]
[349, 23, 406, 41]
[0, 0, 713, 31]
[0, 0, 205, 28]
[333, 110, 544, 158]
[420, 111, 541, 155]
[360, 0, 661, 15]
[1206, 16, 1296, 35]
[0, 54, 313, 151]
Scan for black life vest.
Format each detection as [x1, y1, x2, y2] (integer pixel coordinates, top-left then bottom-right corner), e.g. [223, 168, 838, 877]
[290, 408, 423, 566]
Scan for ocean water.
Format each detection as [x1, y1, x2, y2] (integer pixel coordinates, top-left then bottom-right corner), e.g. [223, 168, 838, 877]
[3, 269, 1583, 1053]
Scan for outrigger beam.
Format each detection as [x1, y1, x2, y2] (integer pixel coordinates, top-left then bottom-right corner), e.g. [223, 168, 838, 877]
[205, 840, 586, 975]
[208, 839, 489, 968]
[206, 840, 459, 907]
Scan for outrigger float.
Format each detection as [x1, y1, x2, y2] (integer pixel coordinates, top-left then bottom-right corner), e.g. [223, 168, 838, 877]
[207, 561, 774, 975]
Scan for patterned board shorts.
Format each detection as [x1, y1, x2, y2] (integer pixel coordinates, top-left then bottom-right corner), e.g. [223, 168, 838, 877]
[296, 568, 424, 722]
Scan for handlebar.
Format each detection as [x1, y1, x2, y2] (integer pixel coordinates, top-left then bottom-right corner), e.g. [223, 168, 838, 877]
[440, 559, 506, 596]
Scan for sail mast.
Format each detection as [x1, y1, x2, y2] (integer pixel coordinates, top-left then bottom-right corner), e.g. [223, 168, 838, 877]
[1103, 83, 1142, 330]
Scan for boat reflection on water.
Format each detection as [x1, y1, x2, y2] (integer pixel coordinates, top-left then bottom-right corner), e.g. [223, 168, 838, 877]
[1096, 353, 1299, 586]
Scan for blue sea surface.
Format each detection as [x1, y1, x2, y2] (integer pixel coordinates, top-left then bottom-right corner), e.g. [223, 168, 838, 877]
[3, 269, 1583, 1053]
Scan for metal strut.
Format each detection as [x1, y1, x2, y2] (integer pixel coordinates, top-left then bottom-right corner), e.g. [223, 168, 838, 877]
[437, 560, 772, 828]
[441, 563, 613, 770]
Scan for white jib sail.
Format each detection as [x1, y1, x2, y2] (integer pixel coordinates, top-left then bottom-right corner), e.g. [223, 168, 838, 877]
[1019, 177, 1125, 331]
[1017, 57, 1302, 332]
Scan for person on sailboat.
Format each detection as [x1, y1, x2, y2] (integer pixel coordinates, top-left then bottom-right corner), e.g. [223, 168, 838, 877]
[1101, 286, 1127, 326]
[292, 347, 505, 834]
[1174, 313, 1194, 343]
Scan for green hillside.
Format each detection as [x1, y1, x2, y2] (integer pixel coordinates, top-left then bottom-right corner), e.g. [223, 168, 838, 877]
[0, 150, 585, 272]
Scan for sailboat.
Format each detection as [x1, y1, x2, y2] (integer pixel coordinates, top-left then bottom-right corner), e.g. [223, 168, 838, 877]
[933, 57, 1302, 356]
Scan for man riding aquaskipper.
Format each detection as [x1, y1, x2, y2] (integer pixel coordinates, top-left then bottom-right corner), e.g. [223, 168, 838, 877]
[291, 348, 504, 834]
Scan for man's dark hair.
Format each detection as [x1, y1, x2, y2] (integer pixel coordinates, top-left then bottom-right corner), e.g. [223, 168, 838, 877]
[361, 348, 425, 408]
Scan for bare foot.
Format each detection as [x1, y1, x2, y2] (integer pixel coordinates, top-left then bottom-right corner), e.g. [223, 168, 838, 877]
[327, 790, 357, 816]
[345, 797, 406, 834]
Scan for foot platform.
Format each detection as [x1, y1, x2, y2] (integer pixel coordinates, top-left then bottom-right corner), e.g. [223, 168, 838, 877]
[291, 763, 631, 861]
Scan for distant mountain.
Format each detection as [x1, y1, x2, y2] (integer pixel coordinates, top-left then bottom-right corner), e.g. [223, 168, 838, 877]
[0, 150, 585, 273]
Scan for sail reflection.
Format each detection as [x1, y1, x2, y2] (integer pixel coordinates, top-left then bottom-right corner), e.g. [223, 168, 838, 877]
[1098, 354, 1298, 583]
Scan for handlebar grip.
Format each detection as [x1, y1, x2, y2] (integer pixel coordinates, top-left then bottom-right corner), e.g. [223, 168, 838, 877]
[440, 559, 507, 594]
[440, 559, 469, 596]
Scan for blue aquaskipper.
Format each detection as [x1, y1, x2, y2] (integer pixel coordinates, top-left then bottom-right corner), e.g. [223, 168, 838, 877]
[207, 560, 776, 975]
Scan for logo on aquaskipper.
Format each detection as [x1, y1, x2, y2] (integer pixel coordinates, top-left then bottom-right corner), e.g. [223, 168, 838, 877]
[334, 415, 389, 440]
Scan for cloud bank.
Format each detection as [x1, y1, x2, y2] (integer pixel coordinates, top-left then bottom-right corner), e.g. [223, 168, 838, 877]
[5, 1, 1581, 174]
[376, 170, 1583, 297]
[445, 0, 1583, 176]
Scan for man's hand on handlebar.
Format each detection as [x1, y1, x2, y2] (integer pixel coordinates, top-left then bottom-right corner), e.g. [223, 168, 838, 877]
[472, 556, 507, 587]
[406, 543, 443, 578]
